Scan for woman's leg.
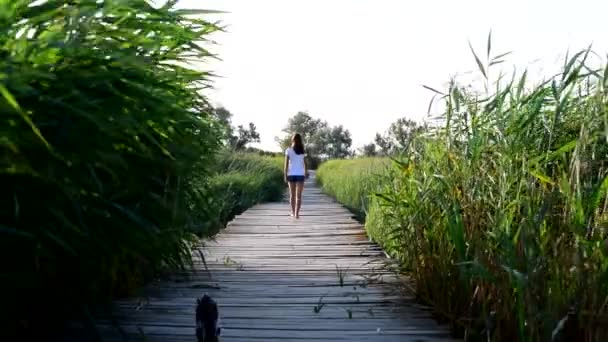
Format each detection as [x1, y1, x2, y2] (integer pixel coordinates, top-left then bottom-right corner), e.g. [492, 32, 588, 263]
[295, 180, 305, 218]
[288, 181, 296, 216]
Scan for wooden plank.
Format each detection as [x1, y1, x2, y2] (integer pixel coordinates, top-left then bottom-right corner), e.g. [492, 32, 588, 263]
[65, 174, 458, 341]
[93, 324, 453, 339]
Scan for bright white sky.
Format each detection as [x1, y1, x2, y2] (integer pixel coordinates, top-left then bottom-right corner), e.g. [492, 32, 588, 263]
[177, 0, 607, 152]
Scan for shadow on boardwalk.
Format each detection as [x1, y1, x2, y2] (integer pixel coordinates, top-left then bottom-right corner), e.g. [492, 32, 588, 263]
[65, 173, 459, 341]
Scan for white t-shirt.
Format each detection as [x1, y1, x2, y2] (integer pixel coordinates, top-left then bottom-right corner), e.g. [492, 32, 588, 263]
[285, 147, 306, 176]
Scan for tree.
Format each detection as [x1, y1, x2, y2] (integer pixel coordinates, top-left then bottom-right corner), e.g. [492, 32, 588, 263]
[213, 107, 234, 141]
[374, 133, 392, 155]
[234, 123, 260, 150]
[359, 143, 377, 157]
[387, 118, 422, 151]
[213, 107, 260, 150]
[324, 125, 353, 159]
[276, 112, 353, 159]
[371, 117, 426, 155]
[275, 111, 327, 150]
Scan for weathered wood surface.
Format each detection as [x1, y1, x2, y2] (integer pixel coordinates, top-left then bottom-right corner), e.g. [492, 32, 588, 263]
[68, 174, 458, 341]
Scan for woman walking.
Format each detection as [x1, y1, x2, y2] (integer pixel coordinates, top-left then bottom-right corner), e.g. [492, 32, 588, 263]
[284, 133, 309, 218]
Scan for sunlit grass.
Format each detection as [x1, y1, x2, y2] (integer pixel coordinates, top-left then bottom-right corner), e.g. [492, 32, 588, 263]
[208, 152, 284, 232]
[317, 158, 389, 220]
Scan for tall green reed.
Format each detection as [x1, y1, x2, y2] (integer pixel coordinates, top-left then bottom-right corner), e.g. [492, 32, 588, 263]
[372, 39, 608, 340]
[0, 0, 223, 337]
[318, 37, 608, 340]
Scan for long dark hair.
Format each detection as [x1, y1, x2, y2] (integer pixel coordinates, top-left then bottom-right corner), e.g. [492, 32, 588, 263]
[291, 133, 305, 155]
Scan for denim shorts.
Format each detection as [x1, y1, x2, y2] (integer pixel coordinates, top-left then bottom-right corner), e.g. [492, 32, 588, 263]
[287, 175, 306, 183]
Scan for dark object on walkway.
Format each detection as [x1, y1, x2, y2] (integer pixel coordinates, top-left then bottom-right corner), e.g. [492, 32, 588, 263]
[552, 308, 583, 342]
[196, 294, 221, 342]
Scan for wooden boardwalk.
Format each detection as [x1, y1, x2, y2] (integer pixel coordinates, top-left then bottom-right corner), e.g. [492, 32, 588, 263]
[81, 174, 457, 341]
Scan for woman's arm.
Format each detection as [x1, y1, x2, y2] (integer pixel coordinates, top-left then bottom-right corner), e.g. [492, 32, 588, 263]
[283, 154, 289, 182]
[304, 156, 309, 178]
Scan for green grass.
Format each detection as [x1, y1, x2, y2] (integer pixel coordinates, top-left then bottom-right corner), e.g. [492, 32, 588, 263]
[316, 42, 608, 340]
[206, 152, 284, 232]
[316, 158, 389, 221]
